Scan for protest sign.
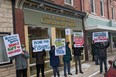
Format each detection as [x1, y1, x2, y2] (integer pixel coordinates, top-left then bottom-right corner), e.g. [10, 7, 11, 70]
[92, 31, 109, 43]
[73, 32, 84, 47]
[55, 39, 66, 56]
[32, 39, 50, 52]
[65, 28, 71, 35]
[3, 34, 22, 57]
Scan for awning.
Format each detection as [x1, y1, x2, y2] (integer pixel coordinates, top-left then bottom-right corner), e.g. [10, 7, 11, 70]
[85, 25, 116, 32]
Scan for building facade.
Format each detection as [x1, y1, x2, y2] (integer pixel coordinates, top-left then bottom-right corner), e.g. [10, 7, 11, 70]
[1, 0, 116, 77]
[0, 0, 16, 77]
[15, 0, 86, 77]
[82, 0, 116, 59]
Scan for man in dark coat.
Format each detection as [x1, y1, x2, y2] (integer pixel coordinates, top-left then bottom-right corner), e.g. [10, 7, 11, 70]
[49, 46, 60, 77]
[72, 43, 84, 74]
[35, 49, 46, 77]
[63, 42, 72, 77]
[91, 41, 99, 65]
[94, 40, 110, 74]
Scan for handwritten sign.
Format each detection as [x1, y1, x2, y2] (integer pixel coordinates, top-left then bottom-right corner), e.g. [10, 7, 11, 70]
[92, 31, 109, 43]
[3, 34, 22, 57]
[73, 32, 84, 47]
[32, 39, 50, 52]
[55, 39, 66, 56]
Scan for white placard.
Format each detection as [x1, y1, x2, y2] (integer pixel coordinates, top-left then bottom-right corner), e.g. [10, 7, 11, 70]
[65, 29, 71, 35]
[32, 39, 50, 52]
[73, 32, 84, 47]
[3, 34, 22, 57]
[92, 31, 109, 43]
[55, 39, 66, 56]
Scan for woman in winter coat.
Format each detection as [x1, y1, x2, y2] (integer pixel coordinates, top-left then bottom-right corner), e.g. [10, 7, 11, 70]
[49, 46, 60, 77]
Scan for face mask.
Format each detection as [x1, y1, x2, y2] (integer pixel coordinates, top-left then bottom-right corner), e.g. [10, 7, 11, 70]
[22, 48, 26, 51]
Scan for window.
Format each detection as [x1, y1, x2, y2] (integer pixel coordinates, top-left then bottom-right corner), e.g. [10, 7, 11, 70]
[28, 27, 50, 75]
[64, 0, 73, 6]
[0, 33, 12, 65]
[112, 7, 115, 20]
[56, 28, 65, 38]
[100, 0, 104, 16]
[90, 0, 95, 13]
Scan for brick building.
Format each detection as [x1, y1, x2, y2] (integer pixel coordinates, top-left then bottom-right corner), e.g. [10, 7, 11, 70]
[15, 0, 86, 77]
[1, 0, 116, 77]
[82, 0, 116, 60]
[0, 0, 16, 77]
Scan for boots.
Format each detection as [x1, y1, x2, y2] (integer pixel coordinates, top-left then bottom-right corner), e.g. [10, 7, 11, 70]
[75, 70, 78, 74]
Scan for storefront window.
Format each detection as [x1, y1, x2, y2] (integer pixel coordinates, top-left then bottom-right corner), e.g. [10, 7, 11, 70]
[56, 28, 65, 38]
[28, 27, 50, 76]
[0, 33, 11, 65]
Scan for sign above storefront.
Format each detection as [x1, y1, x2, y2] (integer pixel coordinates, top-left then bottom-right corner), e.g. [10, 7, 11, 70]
[24, 8, 83, 29]
[41, 15, 76, 26]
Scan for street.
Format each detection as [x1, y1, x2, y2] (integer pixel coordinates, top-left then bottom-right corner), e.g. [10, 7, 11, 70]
[49, 52, 116, 77]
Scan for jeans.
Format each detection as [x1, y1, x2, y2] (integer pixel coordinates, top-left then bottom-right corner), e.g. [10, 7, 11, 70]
[52, 66, 60, 77]
[63, 61, 71, 76]
[36, 64, 45, 77]
[99, 58, 107, 72]
[94, 55, 99, 65]
[74, 56, 82, 72]
[16, 68, 27, 77]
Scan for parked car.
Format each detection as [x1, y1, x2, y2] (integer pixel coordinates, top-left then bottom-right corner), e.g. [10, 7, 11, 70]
[104, 57, 116, 77]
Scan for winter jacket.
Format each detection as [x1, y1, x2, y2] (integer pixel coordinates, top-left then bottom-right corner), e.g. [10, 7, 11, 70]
[91, 43, 99, 55]
[10, 51, 30, 70]
[35, 50, 46, 64]
[72, 45, 83, 56]
[94, 41, 110, 59]
[63, 45, 72, 62]
[49, 49, 60, 67]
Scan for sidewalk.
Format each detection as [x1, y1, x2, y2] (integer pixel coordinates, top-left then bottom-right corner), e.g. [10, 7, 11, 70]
[47, 52, 116, 77]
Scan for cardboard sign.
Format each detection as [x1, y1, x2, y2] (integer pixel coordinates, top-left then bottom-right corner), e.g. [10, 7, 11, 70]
[32, 39, 50, 52]
[3, 34, 22, 57]
[92, 32, 108, 43]
[55, 39, 66, 56]
[73, 32, 84, 47]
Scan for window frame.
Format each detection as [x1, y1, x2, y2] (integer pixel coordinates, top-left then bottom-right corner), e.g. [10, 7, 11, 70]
[100, 0, 104, 16]
[90, 0, 96, 13]
[0, 32, 12, 66]
[64, 0, 73, 6]
[112, 7, 115, 20]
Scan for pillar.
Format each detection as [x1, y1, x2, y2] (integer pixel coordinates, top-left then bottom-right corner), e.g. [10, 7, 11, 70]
[51, 27, 56, 45]
[24, 26, 30, 77]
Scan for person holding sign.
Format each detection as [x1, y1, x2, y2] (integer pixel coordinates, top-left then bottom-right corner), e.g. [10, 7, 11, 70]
[49, 46, 60, 77]
[63, 42, 72, 77]
[10, 44, 30, 77]
[91, 41, 99, 65]
[94, 40, 110, 74]
[35, 49, 46, 77]
[72, 42, 84, 74]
